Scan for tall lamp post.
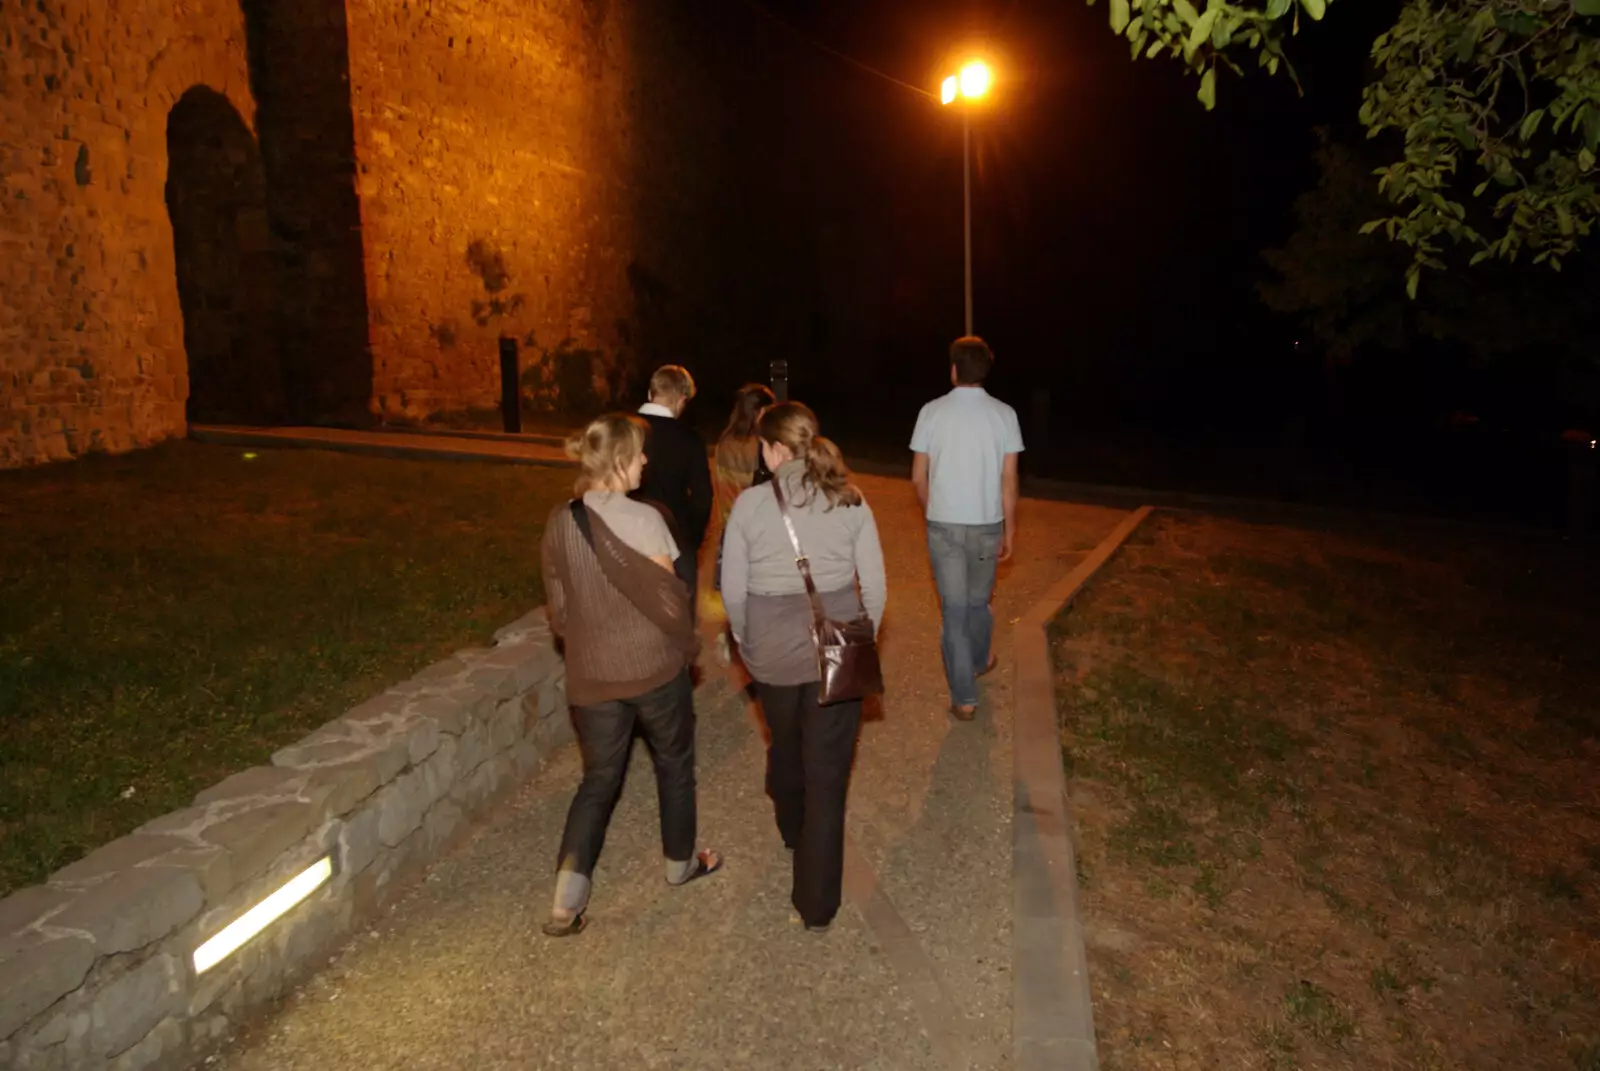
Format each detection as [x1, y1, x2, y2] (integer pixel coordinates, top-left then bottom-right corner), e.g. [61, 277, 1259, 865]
[941, 60, 993, 337]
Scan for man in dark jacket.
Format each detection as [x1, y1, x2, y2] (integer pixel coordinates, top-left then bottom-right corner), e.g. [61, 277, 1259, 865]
[632, 365, 713, 616]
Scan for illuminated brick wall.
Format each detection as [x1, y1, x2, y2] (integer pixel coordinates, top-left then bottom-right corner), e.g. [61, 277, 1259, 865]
[0, 0, 256, 467]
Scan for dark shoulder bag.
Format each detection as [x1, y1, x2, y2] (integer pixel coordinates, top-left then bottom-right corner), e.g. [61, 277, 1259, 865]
[770, 480, 883, 705]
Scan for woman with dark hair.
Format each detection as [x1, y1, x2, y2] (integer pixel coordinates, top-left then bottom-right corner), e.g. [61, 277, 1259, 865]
[720, 402, 886, 932]
[539, 412, 722, 937]
[713, 383, 777, 529]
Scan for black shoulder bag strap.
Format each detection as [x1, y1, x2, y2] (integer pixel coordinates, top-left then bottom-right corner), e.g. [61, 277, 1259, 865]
[570, 499, 596, 550]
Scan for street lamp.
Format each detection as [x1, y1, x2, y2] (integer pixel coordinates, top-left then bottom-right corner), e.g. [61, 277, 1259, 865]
[940, 59, 992, 337]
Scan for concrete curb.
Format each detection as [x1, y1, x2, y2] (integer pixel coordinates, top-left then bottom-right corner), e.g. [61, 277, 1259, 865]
[188, 425, 576, 468]
[1012, 505, 1155, 1071]
[374, 424, 569, 448]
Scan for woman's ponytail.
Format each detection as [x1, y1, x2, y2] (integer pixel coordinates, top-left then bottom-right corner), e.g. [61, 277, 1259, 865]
[758, 402, 862, 509]
[802, 435, 862, 508]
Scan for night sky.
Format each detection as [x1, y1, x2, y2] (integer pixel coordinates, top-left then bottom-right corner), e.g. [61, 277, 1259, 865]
[712, 0, 1405, 444]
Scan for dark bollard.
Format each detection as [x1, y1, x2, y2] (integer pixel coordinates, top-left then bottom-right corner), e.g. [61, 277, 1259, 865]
[1566, 430, 1596, 535]
[499, 337, 522, 434]
[770, 359, 789, 402]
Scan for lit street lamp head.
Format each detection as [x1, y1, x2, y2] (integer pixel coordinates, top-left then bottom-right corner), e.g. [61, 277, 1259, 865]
[940, 60, 993, 105]
[959, 60, 992, 100]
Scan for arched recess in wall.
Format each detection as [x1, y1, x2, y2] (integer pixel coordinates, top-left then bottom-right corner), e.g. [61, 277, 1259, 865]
[165, 85, 285, 425]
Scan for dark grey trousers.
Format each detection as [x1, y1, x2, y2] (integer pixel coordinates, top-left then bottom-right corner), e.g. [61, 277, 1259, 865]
[757, 680, 862, 927]
[557, 668, 696, 877]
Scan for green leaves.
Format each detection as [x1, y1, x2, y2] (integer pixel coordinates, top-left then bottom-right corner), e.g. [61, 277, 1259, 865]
[1300, 0, 1326, 21]
[1187, 9, 1220, 58]
[1575, 0, 1600, 17]
[1198, 67, 1217, 110]
[1519, 109, 1545, 143]
[1266, 0, 1290, 19]
[1110, 0, 1131, 35]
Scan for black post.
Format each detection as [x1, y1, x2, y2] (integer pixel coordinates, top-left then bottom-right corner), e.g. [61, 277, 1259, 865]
[499, 337, 521, 434]
[770, 358, 789, 403]
[1568, 432, 1596, 535]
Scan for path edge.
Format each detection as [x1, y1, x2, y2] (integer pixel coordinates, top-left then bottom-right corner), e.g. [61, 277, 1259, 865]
[1012, 505, 1155, 1071]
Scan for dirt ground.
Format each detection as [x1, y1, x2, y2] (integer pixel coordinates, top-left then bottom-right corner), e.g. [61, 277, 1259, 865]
[1052, 513, 1600, 1071]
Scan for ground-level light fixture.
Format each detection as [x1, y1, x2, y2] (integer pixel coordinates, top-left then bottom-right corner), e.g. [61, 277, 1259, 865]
[193, 856, 333, 974]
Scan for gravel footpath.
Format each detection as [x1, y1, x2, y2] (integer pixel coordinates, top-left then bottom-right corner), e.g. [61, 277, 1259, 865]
[215, 475, 1126, 1071]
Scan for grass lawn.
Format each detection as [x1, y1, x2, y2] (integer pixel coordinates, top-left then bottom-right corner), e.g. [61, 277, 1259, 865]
[1052, 513, 1600, 1071]
[0, 440, 575, 897]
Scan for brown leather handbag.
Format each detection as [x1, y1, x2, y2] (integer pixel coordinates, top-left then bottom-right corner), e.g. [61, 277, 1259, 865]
[771, 479, 883, 706]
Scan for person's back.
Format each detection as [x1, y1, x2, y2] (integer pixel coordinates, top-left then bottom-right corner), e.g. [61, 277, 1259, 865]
[910, 336, 1024, 720]
[913, 387, 1021, 528]
[636, 413, 709, 545]
[630, 365, 713, 608]
[718, 401, 885, 932]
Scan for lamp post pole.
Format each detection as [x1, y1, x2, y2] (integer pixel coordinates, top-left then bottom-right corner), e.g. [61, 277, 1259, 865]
[963, 110, 973, 337]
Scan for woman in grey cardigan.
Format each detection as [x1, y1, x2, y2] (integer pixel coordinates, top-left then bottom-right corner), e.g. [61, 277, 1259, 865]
[720, 401, 886, 931]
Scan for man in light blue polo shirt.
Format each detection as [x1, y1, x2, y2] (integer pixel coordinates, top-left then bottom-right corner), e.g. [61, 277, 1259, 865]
[910, 336, 1024, 721]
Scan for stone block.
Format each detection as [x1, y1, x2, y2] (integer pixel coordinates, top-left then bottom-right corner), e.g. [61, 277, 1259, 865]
[455, 722, 490, 774]
[201, 801, 316, 887]
[373, 777, 425, 848]
[300, 754, 384, 817]
[371, 733, 414, 784]
[421, 799, 464, 854]
[0, 885, 73, 936]
[537, 677, 567, 720]
[0, 936, 95, 1039]
[108, 1015, 183, 1071]
[406, 693, 468, 737]
[405, 715, 442, 765]
[134, 807, 209, 838]
[339, 807, 382, 876]
[489, 697, 523, 752]
[49, 867, 203, 955]
[142, 845, 234, 906]
[420, 735, 459, 807]
[512, 644, 562, 692]
[193, 766, 303, 807]
[464, 659, 518, 701]
[90, 954, 179, 1058]
[49, 834, 188, 887]
[270, 736, 368, 771]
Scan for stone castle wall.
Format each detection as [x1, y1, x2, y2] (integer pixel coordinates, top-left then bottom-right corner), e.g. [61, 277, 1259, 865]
[0, 0, 256, 467]
[0, 0, 735, 467]
[347, 0, 638, 421]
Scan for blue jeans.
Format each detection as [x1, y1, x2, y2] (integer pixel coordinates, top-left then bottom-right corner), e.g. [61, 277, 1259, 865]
[926, 521, 1003, 707]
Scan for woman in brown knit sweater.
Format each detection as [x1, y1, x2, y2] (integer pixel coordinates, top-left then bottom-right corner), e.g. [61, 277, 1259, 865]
[539, 413, 722, 937]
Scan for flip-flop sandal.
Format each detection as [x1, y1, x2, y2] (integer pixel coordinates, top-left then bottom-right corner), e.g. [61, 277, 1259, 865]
[541, 911, 587, 938]
[976, 655, 1000, 678]
[670, 849, 723, 886]
[951, 703, 977, 721]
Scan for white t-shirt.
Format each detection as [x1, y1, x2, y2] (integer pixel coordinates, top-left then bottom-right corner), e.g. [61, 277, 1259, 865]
[909, 386, 1025, 525]
[582, 491, 679, 560]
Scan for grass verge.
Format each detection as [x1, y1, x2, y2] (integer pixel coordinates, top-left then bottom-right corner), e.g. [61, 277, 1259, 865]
[1053, 513, 1600, 1070]
[0, 440, 574, 896]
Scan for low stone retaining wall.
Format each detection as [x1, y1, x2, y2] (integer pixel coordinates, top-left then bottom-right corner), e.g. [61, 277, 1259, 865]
[0, 610, 569, 1071]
